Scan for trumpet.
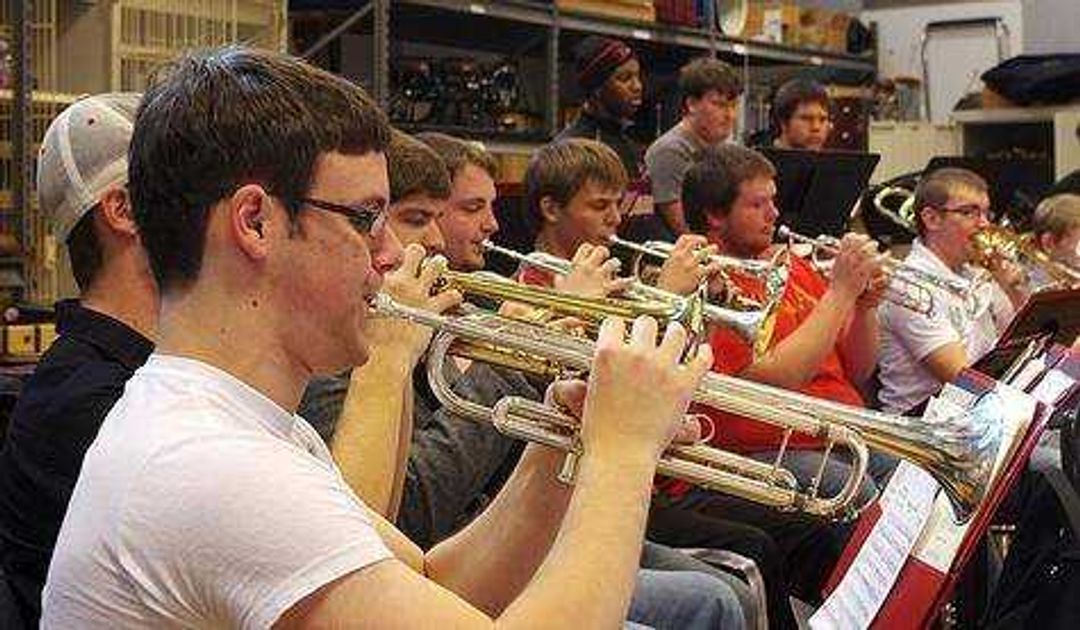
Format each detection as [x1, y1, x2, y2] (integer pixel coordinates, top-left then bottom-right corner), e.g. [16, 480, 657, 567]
[972, 225, 1080, 289]
[375, 288, 999, 523]
[606, 235, 790, 335]
[428, 256, 707, 336]
[609, 235, 779, 277]
[482, 241, 780, 357]
[777, 226, 977, 317]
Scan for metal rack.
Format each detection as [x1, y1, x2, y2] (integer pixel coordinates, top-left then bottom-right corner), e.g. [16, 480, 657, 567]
[300, 0, 877, 144]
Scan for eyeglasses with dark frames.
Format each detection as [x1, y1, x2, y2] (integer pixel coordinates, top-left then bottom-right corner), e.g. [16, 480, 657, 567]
[289, 196, 387, 235]
[934, 204, 992, 221]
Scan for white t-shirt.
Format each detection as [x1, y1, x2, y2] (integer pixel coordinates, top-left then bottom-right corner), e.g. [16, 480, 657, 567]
[877, 239, 1015, 413]
[41, 354, 392, 629]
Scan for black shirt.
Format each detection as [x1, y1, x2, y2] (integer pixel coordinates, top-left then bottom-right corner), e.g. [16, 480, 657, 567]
[0, 300, 153, 625]
[556, 109, 643, 180]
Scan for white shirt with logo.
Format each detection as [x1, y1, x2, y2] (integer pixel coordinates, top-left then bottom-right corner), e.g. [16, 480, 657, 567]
[877, 239, 1015, 413]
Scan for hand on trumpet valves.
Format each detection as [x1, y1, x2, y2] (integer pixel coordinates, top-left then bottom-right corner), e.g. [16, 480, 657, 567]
[582, 316, 714, 462]
[368, 244, 463, 365]
[655, 234, 724, 296]
[982, 254, 1030, 304]
[554, 242, 633, 298]
[828, 233, 884, 305]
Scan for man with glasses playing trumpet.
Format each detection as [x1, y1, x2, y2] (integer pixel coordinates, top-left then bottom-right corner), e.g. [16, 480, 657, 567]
[877, 167, 1027, 414]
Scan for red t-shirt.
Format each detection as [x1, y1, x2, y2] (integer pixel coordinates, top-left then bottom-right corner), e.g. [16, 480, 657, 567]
[701, 254, 865, 454]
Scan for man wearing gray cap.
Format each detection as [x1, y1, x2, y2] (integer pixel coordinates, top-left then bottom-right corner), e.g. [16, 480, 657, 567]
[0, 93, 156, 627]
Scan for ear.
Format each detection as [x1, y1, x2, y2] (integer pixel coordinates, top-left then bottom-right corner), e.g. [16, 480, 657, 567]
[98, 185, 137, 237]
[229, 184, 273, 261]
[539, 195, 561, 225]
[705, 209, 725, 231]
[917, 206, 939, 234]
[1037, 231, 1056, 252]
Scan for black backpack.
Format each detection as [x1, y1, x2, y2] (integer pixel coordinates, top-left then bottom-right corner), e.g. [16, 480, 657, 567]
[981, 55, 1080, 106]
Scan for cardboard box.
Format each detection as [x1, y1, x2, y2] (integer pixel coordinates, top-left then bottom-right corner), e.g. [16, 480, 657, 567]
[556, 0, 656, 23]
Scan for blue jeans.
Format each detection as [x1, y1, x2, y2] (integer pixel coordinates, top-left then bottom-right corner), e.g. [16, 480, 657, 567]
[626, 568, 746, 629]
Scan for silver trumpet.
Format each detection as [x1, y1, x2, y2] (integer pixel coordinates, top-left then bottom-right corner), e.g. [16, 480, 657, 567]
[374, 293, 1000, 523]
[777, 226, 978, 317]
[482, 240, 781, 356]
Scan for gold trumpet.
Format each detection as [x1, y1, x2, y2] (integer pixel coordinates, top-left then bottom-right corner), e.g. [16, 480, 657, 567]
[481, 241, 780, 357]
[375, 287, 1000, 523]
[972, 225, 1080, 289]
[430, 257, 707, 336]
[777, 226, 978, 317]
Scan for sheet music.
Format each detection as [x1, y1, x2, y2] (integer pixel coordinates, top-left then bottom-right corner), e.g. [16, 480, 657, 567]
[1007, 355, 1048, 392]
[810, 384, 1039, 629]
[809, 462, 939, 630]
[911, 385, 1036, 573]
[1031, 368, 1076, 406]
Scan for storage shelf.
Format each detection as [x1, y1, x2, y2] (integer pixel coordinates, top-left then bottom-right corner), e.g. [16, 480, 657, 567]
[396, 0, 876, 71]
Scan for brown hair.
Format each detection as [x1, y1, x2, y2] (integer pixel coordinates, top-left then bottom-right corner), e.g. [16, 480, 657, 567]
[1033, 193, 1080, 240]
[772, 78, 829, 127]
[523, 138, 627, 238]
[678, 57, 742, 105]
[683, 145, 776, 233]
[415, 132, 498, 180]
[912, 167, 988, 236]
[388, 131, 450, 202]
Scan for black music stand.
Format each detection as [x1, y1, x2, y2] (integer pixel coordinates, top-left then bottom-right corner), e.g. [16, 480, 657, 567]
[759, 147, 880, 238]
[974, 288, 1080, 380]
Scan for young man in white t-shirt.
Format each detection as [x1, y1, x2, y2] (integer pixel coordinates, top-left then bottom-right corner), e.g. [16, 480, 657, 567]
[877, 168, 1027, 413]
[42, 47, 712, 629]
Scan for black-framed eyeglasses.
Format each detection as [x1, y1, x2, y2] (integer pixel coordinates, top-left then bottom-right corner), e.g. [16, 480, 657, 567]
[934, 204, 991, 221]
[289, 196, 386, 235]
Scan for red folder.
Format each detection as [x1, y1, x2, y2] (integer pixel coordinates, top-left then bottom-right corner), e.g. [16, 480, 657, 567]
[821, 369, 1057, 629]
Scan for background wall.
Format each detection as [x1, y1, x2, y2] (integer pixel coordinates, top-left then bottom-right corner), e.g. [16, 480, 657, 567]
[1021, 0, 1078, 55]
[861, 0, 1023, 121]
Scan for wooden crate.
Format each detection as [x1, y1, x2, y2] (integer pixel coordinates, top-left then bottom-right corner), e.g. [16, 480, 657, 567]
[556, 0, 656, 24]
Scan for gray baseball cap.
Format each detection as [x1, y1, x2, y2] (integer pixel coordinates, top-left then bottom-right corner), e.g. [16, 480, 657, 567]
[36, 92, 141, 241]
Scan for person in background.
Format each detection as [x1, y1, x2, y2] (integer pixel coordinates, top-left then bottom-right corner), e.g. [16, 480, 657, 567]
[645, 57, 743, 237]
[0, 93, 155, 628]
[1027, 193, 1080, 290]
[877, 167, 1026, 414]
[770, 78, 832, 152]
[556, 35, 644, 178]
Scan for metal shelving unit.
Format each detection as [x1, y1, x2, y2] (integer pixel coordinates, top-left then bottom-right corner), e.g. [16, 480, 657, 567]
[297, 0, 876, 149]
[390, 0, 875, 70]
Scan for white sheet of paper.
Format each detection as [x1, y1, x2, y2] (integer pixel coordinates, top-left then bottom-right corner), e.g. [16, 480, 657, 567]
[809, 461, 939, 630]
[912, 385, 1037, 572]
[1030, 368, 1075, 406]
[810, 384, 1038, 629]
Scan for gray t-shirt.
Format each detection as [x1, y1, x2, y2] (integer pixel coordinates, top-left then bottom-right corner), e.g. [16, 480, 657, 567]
[644, 122, 709, 206]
